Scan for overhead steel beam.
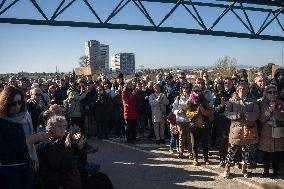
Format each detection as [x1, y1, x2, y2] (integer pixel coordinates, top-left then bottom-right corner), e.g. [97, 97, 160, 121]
[0, 0, 283, 41]
[217, 0, 284, 7]
[139, 0, 284, 13]
[0, 18, 283, 41]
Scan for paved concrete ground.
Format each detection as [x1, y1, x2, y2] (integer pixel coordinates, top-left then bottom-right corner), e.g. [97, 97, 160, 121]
[88, 137, 284, 189]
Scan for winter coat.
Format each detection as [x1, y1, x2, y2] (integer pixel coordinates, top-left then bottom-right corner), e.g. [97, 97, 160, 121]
[27, 98, 45, 131]
[36, 137, 81, 189]
[66, 90, 87, 118]
[250, 83, 263, 100]
[172, 95, 190, 122]
[0, 117, 28, 165]
[136, 90, 148, 115]
[53, 85, 69, 105]
[122, 89, 139, 120]
[186, 96, 211, 127]
[149, 93, 169, 123]
[94, 92, 112, 123]
[213, 93, 231, 138]
[144, 88, 155, 118]
[80, 89, 96, 115]
[163, 82, 179, 106]
[225, 94, 259, 145]
[258, 98, 284, 152]
[3, 110, 39, 169]
[203, 89, 214, 107]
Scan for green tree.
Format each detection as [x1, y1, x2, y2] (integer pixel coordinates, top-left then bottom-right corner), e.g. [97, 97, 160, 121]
[259, 63, 275, 77]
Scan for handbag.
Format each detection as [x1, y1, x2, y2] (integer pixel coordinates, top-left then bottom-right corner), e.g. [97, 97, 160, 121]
[272, 119, 284, 138]
[272, 126, 284, 138]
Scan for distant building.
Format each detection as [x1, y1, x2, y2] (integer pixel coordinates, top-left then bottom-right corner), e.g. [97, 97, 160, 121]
[83, 40, 109, 75]
[100, 44, 109, 71]
[111, 53, 135, 75]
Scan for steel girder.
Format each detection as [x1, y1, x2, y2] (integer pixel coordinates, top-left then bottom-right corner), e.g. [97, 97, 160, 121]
[0, 0, 283, 41]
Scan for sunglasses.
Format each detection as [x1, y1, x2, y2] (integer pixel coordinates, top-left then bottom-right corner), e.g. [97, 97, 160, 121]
[179, 77, 185, 79]
[268, 91, 277, 94]
[11, 100, 23, 106]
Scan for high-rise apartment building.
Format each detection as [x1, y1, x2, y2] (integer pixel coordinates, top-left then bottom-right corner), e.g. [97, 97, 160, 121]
[100, 44, 109, 71]
[84, 40, 109, 74]
[111, 53, 135, 75]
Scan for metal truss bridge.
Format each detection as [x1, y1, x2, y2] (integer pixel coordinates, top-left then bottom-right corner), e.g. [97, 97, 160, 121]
[0, 0, 283, 41]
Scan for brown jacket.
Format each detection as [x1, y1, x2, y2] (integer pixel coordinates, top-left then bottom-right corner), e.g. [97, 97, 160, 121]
[225, 94, 259, 145]
[258, 98, 284, 152]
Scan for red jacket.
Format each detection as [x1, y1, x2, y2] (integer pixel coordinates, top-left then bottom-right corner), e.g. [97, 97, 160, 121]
[122, 89, 139, 120]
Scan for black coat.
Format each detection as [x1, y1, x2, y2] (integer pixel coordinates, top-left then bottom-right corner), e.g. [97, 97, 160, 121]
[213, 93, 231, 138]
[94, 93, 112, 122]
[27, 99, 44, 131]
[0, 118, 28, 165]
[36, 137, 81, 189]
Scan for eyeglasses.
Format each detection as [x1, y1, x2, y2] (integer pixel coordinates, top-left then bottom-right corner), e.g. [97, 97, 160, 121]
[268, 91, 277, 94]
[10, 100, 23, 106]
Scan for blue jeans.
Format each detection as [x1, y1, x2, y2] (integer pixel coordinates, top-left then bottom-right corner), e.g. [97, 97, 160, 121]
[170, 132, 179, 150]
[0, 164, 34, 189]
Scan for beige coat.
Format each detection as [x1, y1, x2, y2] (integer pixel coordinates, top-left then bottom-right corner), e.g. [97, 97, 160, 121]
[225, 94, 259, 145]
[258, 98, 284, 152]
[149, 93, 169, 123]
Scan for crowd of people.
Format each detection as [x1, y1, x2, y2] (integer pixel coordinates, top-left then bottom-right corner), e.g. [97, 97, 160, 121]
[0, 67, 284, 188]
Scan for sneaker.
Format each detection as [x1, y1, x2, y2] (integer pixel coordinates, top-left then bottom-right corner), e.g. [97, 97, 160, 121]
[241, 164, 248, 178]
[234, 163, 241, 169]
[169, 149, 174, 154]
[221, 171, 229, 178]
[192, 159, 199, 166]
[243, 172, 249, 178]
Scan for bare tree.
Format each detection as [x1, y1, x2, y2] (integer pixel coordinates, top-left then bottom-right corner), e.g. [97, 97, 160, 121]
[78, 55, 89, 67]
[213, 56, 237, 77]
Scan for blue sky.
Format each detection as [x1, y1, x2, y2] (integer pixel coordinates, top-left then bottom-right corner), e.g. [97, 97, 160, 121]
[0, 0, 283, 73]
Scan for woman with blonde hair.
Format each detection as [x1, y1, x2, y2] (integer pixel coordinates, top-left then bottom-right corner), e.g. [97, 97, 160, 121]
[259, 85, 284, 178]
